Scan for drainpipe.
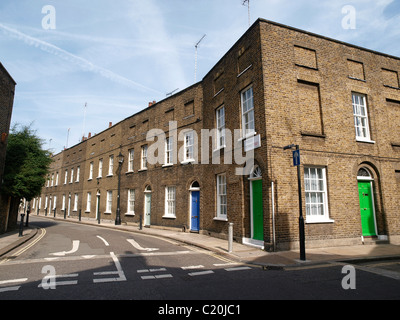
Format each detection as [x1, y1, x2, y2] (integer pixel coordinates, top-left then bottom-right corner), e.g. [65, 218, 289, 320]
[271, 181, 276, 252]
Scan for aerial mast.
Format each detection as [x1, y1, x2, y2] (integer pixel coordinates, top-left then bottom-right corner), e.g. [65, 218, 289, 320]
[242, 0, 251, 27]
[194, 34, 206, 83]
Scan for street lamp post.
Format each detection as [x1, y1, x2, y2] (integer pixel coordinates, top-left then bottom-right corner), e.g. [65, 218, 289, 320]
[283, 144, 306, 261]
[115, 151, 124, 225]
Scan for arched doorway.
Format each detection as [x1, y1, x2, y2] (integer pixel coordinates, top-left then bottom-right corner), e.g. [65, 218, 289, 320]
[249, 165, 264, 244]
[189, 181, 200, 232]
[144, 185, 152, 227]
[357, 167, 377, 237]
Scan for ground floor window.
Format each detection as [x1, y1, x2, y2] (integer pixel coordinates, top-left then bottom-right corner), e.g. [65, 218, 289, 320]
[216, 173, 227, 220]
[164, 186, 176, 218]
[304, 166, 331, 223]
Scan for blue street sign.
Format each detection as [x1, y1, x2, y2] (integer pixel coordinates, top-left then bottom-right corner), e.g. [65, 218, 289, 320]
[293, 149, 300, 166]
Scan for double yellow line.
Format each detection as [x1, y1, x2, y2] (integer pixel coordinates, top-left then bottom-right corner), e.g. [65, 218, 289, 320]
[0, 228, 46, 264]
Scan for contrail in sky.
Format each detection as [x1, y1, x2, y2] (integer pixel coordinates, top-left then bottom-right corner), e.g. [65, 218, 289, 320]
[0, 22, 162, 94]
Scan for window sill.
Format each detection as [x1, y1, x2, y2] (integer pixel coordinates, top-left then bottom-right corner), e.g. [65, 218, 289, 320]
[162, 164, 173, 168]
[106, 174, 113, 177]
[238, 131, 257, 142]
[356, 139, 375, 144]
[162, 215, 176, 219]
[306, 218, 335, 224]
[138, 168, 147, 172]
[125, 170, 134, 174]
[213, 217, 228, 222]
[125, 212, 135, 216]
[181, 160, 195, 165]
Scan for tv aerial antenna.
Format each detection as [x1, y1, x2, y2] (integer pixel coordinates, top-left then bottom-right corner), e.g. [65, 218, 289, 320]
[194, 34, 206, 83]
[242, 0, 251, 27]
[166, 88, 179, 97]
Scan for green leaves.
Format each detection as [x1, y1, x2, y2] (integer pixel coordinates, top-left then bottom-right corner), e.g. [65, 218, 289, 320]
[1, 124, 52, 201]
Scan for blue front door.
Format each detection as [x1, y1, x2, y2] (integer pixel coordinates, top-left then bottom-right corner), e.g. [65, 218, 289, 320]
[191, 191, 200, 232]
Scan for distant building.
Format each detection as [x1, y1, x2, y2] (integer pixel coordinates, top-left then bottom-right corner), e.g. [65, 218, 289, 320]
[0, 62, 16, 233]
[38, 19, 400, 250]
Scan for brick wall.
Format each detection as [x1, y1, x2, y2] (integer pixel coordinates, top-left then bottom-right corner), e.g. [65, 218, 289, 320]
[38, 19, 400, 250]
[0, 63, 15, 234]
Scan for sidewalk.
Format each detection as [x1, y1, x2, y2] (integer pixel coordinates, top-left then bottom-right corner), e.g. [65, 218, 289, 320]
[2, 215, 400, 269]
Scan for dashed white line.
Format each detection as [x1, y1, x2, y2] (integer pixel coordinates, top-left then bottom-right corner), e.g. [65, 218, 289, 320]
[225, 266, 252, 272]
[188, 270, 214, 277]
[181, 265, 204, 270]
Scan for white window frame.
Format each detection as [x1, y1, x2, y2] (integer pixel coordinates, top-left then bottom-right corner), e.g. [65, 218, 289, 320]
[86, 192, 91, 212]
[108, 155, 114, 176]
[165, 137, 173, 166]
[98, 159, 103, 178]
[184, 131, 195, 162]
[62, 195, 65, 211]
[73, 193, 78, 212]
[141, 145, 148, 170]
[55, 172, 59, 186]
[128, 149, 134, 172]
[304, 166, 333, 223]
[352, 93, 373, 142]
[106, 190, 112, 213]
[89, 162, 93, 180]
[53, 196, 57, 210]
[64, 170, 68, 184]
[164, 186, 176, 218]
[215, 173, 227, 220]
[216, 106, 226, 149]
[70, 168, 74, 184]
[241, 86, 255, 138]
[126, 189, 135, 215]
[76, 166, 80, 182]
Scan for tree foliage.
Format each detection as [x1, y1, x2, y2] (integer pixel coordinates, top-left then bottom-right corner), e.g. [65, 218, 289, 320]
[1, 124, 52, 201]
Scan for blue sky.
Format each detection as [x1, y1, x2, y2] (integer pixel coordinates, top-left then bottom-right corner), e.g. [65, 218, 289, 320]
[1, 0, 399, 153]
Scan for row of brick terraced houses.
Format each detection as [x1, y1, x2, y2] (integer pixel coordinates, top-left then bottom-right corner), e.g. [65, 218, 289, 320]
[35, 19, 400, 251]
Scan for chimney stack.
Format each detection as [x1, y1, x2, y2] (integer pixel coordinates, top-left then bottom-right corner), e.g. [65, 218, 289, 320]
[109, 122, 112, 128]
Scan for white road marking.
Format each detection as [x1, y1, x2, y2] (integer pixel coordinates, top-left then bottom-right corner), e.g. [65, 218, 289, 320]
[0, 286, 21, 293]
[181, 265, 204, 270]
[50, 240, 80, 256]
[137, 268, 167, 273]
[225, 266, 252, 272]
[0, 278, 28, 285]
[93, 252, 126, 283]
[141, 274, 173, 280]
[38, 273, 79, 288]
[96, 236, 109, 246]
[188, 270, 214, 276]
[0, 278, 28, 293]
[127, 239, 159, 252]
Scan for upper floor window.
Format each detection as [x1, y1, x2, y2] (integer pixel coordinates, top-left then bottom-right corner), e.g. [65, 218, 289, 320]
[216, 106, 225, 148]
[241, 86, 255, 137]
[108, 155, 114, 176]
[128, 149, 134, 172]
[184, 131, 195, 162]
[141, 145, 148, 170]
[165, 137, 173, 165]
[352, 93, 372, 142]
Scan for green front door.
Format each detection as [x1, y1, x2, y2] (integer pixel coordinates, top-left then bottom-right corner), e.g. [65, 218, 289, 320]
[252, 179, 264, 241]
[358, 181, 376, 237]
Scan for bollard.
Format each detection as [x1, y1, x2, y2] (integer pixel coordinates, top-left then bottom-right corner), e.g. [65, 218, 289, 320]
[54, 208, 56, 218]
[19, 214, 25, 237]
[228, 222, 233, 253]
[79, 209, 81, 221]
[139, 214, 143, 230]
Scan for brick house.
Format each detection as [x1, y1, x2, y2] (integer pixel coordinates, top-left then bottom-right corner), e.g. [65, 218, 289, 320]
[37, 19, 400, 250]
[0, 62, 16, 233]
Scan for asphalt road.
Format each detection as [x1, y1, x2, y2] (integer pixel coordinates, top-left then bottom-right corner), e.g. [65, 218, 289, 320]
[1, 216, 399, 310]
